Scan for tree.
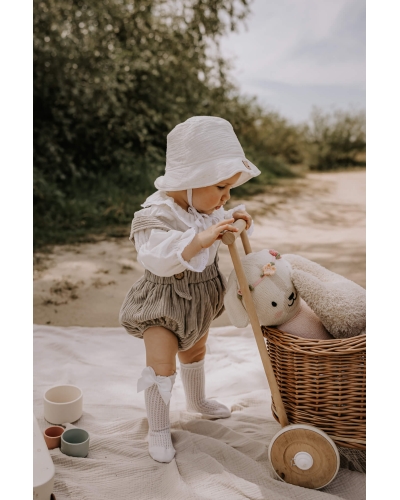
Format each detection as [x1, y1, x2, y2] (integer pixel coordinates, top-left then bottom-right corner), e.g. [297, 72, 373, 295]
[33, 0, 253, 244]
[305, 107, 366, 170]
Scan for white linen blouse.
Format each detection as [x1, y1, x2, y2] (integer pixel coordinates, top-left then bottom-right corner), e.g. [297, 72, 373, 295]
[133, 191, 253, 277]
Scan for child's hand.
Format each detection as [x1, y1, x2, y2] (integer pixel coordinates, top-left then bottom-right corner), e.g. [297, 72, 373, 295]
[197, 218, 238, 249]
[231, 210, 252, 231]
[181, 219, 239, 262]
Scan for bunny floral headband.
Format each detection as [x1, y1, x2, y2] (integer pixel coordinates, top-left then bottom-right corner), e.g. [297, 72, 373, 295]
[237, 250, 281, 299]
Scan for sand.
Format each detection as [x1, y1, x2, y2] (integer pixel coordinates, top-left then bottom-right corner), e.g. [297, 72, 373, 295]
[33, 169, 365, 328]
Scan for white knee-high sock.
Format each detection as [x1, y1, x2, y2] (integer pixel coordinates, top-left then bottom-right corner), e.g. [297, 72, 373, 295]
[180, 358, 231, 419]
[138, 367, 176, 463]
[145, 384, 175, 463]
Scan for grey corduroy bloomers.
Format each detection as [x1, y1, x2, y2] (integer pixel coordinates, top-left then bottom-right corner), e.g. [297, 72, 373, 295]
[119, 216, 227, 351]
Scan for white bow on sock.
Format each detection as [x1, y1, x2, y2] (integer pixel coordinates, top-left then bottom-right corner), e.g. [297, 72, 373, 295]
[180, 358, 231, 419]
[138, 367, 177, 463]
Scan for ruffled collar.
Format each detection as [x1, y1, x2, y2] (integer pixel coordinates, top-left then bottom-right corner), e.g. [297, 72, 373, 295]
[142, 191, 224, 231]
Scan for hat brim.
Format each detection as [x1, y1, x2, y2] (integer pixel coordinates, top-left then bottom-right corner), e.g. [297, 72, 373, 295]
[154, 157, 261, 191]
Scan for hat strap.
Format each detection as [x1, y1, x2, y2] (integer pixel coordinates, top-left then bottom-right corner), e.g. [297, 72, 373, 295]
[186, 188, 207, 229]
[186, 188, 220, 232]
[187, 189, 193, 208]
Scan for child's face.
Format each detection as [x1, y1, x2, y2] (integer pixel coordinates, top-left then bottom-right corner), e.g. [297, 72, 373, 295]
[192, 172, 241, 214]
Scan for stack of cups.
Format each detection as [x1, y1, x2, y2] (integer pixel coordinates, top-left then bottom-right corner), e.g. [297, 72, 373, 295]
[43, 384, 90, 457]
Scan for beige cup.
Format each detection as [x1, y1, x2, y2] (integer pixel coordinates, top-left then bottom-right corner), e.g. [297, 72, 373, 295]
[44, 385, 83, 425]
[43, 426, 65, 449]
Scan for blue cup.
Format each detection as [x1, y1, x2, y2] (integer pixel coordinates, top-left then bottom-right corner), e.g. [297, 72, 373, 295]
[60, 428, 90, 458]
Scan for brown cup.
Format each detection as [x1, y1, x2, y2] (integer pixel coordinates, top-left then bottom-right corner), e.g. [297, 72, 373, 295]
[44, 426, 65, 449]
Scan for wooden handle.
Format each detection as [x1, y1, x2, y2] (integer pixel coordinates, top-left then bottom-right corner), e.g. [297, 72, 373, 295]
[240, 228, 252, 255]
[221, 219, 246, 245]
[228, 241, 289, 428]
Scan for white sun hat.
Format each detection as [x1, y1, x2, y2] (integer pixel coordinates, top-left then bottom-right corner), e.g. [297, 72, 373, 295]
[154, 116, 261, 191]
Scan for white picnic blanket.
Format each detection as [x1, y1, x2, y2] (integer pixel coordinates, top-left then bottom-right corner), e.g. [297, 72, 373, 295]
[33, 324, 366, 500]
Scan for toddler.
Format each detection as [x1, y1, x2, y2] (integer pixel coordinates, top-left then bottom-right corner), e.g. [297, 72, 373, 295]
[120, 116, 260, 463]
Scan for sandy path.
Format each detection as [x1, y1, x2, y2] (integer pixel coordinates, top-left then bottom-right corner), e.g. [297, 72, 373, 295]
[33, 170, 365, 328]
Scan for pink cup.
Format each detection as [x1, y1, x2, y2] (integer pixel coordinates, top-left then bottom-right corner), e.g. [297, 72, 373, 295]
[43, 426, 65, 450]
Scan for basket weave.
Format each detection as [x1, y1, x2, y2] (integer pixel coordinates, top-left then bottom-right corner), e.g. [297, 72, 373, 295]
[262, 327, 366, 450]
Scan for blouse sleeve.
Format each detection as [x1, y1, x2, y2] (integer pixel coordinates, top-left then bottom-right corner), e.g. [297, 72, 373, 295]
[224, 204, 254, 237]
[134, 227, 209, 277]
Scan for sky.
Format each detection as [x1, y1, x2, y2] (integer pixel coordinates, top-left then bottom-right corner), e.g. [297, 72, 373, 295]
[219, 0, 366, 124]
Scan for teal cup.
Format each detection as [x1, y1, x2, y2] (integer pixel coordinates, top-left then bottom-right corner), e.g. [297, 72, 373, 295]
[60, 428, 90, 458]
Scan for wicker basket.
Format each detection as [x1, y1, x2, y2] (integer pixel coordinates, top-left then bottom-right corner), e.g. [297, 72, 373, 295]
[262, 327, 366, 450]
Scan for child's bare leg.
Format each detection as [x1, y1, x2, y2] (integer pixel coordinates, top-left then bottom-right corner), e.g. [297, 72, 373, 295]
[144, 326, 178, 375]
[178, 331, 231, 419]
[140, 326, 178, 463]
[178, 331, 208, 364]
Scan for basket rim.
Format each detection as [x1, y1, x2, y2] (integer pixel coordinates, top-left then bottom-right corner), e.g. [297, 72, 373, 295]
[262, 326, 366, 356]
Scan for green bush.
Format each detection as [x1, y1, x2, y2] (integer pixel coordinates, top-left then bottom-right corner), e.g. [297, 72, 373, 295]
[34, 0, 303, 248]
[34, 1, 365, 249]
[304, 107, 366, 170]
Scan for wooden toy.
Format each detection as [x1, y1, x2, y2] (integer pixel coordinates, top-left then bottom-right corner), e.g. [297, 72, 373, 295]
[221, 220, 365, 488]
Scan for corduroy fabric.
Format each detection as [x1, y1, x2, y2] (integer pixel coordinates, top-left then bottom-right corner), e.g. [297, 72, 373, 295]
[119, 259, 226, 351]
[129, 215, 171, 246]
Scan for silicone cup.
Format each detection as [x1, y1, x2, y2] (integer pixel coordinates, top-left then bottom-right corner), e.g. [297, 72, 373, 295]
[43, 385, 83, 425]
[60, 428, 90, 458]
[43, 426, 65, 450]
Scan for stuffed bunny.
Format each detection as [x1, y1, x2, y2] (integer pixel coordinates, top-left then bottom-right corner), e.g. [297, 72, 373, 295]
[224, 249, 366, 339]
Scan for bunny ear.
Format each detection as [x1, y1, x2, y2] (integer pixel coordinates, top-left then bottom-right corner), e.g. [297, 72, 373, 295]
[224, 271, 250, 328]
[283, 253, 345, 283]
[291, 268, 366, 339]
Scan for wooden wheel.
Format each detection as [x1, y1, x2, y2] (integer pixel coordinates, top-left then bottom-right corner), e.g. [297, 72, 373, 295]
[268, 424, 340, 489]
